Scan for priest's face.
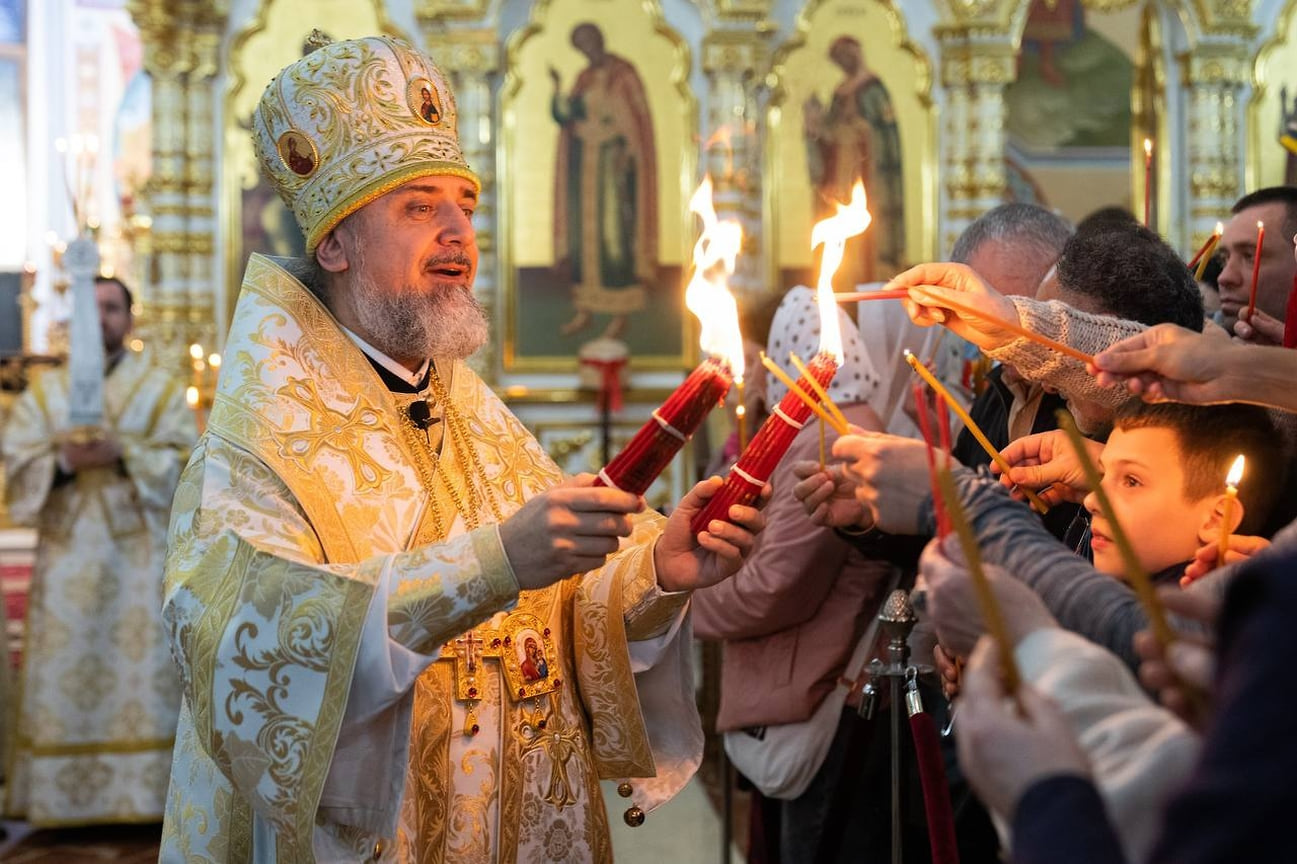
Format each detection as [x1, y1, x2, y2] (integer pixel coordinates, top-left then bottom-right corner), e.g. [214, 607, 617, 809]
[1216, 202, 1297, 329]
[321, 175, 487, 366]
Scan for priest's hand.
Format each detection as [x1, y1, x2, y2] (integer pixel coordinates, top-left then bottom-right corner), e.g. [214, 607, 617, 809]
[790, 460, 873, 530]
[654, 476, 767, 592]
[956, 637, 1091, 819]
[994, 429, 1099, 507]
[885, 263, 1022, 351]
[833, 431, 930, 535]
[499, 474, 644, 590]
[59, 436, 123, 472]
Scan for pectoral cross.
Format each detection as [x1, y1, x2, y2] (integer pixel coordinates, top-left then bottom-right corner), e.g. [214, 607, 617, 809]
[453, 631, 484, 736]
[519, 695, 583, 810]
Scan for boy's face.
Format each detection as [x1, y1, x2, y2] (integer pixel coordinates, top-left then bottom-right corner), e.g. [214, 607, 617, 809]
[1084, 426, 1221, 578]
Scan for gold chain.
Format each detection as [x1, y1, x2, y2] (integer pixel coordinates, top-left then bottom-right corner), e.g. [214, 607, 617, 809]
[427, 365, 504, 523]
[397, 363, 504, 540]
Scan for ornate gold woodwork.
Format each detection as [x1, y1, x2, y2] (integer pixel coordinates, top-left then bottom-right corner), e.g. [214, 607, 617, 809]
[126, 0, 229, 377]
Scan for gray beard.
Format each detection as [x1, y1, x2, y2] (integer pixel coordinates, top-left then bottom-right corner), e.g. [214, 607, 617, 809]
[352, 275, 489, 361]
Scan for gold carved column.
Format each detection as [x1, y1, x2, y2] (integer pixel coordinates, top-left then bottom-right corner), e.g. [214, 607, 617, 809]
[184, 17, 224, 354]
[129, 1, 229, 370]
[419, 3, 500, 382]
[1181, 7, 1254, 250]
[936, 18, 1015, 256]
[702, 24, 770, 297]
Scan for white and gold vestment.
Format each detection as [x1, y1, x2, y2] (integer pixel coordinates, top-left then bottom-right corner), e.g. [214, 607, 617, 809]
[2, 350, 196, 824]
[159, 255, 699, 863]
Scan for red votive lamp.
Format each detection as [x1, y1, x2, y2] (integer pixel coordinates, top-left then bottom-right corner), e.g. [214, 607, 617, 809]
[690, 350, 838, 533]
[595, 357, 734, 496]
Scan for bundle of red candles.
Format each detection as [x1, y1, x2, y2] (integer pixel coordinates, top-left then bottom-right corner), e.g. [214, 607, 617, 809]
[595, 357, 734, 496]
[690, 351, 839, 533]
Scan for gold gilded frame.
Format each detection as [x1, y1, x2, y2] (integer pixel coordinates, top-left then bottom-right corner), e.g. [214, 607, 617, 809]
[1133, 2, 1168, 230]
[498, 0, 698, 373]
[764, 0, 936, 285]
[221, 0, 410, 324]
[1247, 0, 1297, 192]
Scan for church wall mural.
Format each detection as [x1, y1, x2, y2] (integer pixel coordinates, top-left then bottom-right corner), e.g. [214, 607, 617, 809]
[499, 0, 694, 372]
[1003, 0, 1139, 224]
[765, 0, 936, 292]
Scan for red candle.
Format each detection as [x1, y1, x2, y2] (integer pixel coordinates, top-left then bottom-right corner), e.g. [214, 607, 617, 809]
[690, 351, 838, 534]
[596, 356, 733, 496]
[1142, 139, 1153, 229]
[1246, 221, 1265, 322]
[912, 381, 950, 538]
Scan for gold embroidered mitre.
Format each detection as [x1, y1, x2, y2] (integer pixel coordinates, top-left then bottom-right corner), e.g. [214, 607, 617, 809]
[251, 33, 480, 253]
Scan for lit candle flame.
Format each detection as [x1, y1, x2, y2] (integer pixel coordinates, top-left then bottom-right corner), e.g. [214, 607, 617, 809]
[1226, 454, 1245, 488]
[1214, 221, 1224, 236]
[685, 176, 746, 382]
[186, 386, 200, 408]
[208, 353, 222, 368]
[1143, 138, 1153, 158]
[189, 343, 204, 361]
[811, 180, 871, 364]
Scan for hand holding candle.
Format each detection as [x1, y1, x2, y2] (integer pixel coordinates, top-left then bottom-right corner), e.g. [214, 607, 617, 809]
[1246, 221, 1265, 322]
[905, 351, 1050, 514]
[1216, 455, 1245, 562]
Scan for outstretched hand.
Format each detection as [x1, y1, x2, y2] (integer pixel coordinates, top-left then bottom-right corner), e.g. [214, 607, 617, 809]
[994, 429, 1100, 507]
[790, 460, 872, 530]
[921, 536, 1056, 658]
[833, 431, 932, 535]
[1091, 323, 1243, 404]
[654, 476, 768, 592]
[884, 263, 1022, 351]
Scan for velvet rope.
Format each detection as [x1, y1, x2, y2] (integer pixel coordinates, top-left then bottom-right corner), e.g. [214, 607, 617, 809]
[908, 709, 960, 864]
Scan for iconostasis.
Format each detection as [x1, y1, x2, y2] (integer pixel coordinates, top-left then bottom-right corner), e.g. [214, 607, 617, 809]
[5, 0, 1295, 504]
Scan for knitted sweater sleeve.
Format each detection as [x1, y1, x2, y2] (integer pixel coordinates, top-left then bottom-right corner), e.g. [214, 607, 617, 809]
[986, 296, 1144, 411]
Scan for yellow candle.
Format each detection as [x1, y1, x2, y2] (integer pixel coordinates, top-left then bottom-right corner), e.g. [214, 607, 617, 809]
[936, 468, 1021, 696]
[1057, 410, 1173, 647]
[1217, 455, 1245, 563]
[905, 351, 1049, 514]
[759, 353, 848, 435]
[789, 351, 848, 430]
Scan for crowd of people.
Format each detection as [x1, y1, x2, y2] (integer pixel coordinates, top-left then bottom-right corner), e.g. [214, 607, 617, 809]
[2, 28, 1296, 864]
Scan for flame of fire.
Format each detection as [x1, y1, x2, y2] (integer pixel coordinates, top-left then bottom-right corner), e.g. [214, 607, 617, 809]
[1214, 221, 1224, 236]
[810, 180, 871, 364]
[685, 176, 746, 381]
[1227, 454, 1245, 488]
